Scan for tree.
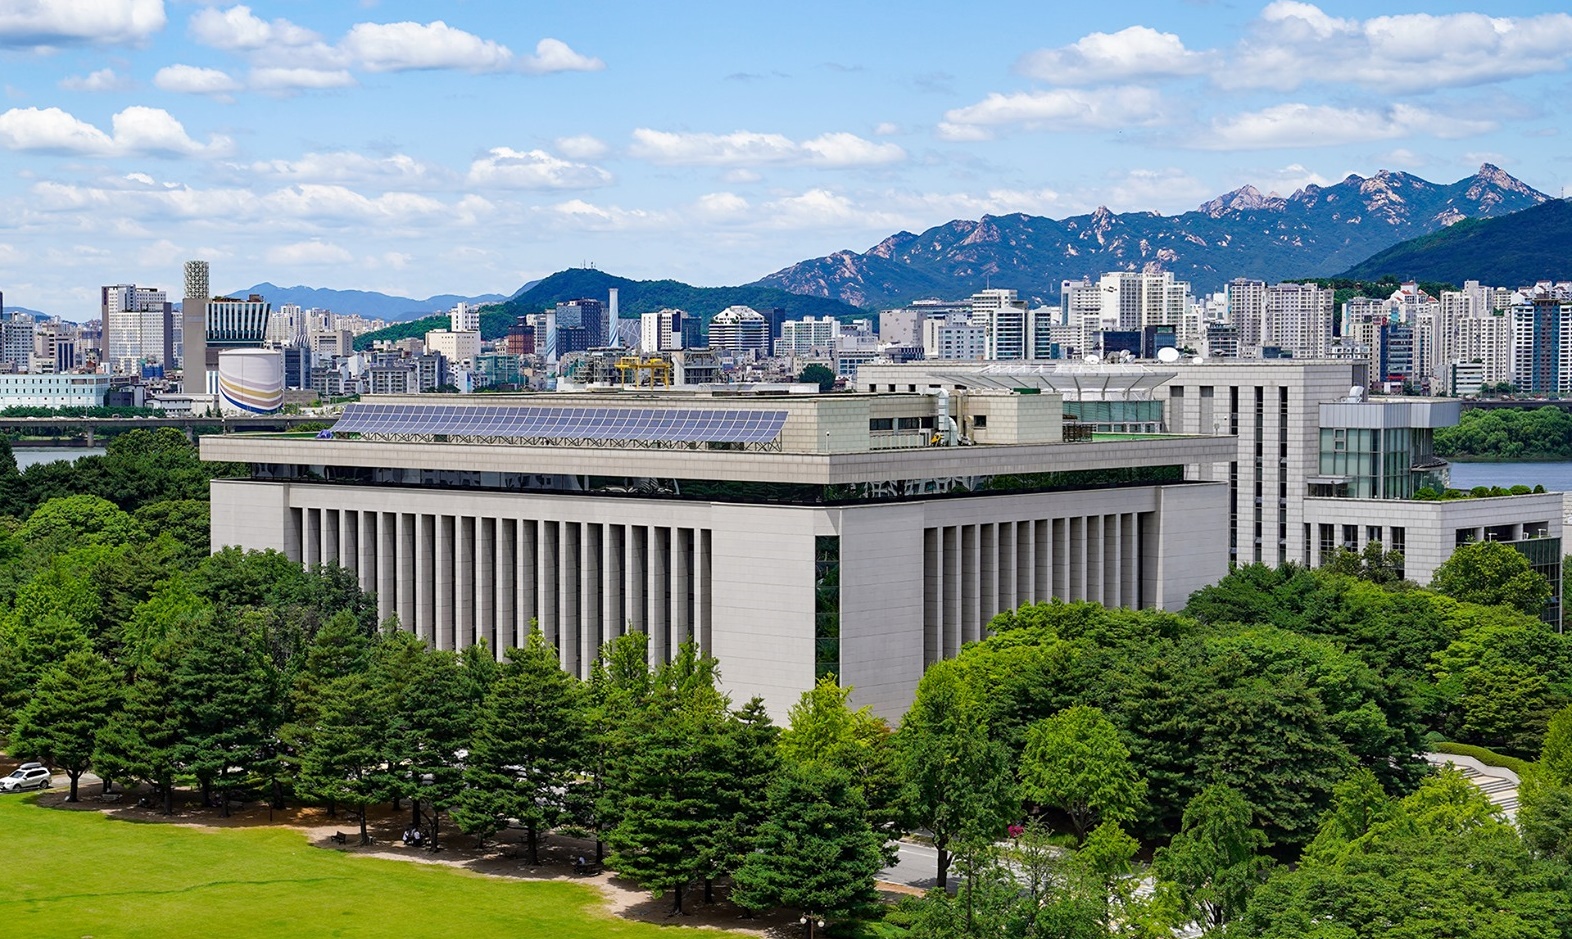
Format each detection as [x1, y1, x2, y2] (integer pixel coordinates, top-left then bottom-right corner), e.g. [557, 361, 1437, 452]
[1152, 784, 1271, 933]
[454, 630, 585, 862]
[896, 661, 1017, 890]
[383, 641, 471, 849]
[295, 673, 391, 844]
[95, 643, 184, 814]
[1431, 540, 1552, 615]
[8, 651, 119, 801]
[18, 494, 144, 549]
[604, 644, 735, 914]
[730, 765, 885, 928]
[1019, 705, 1146, 840]
[1542, 704, 1572, 786]
[585, 631, 655, 862]
[799, 363, 836, 392]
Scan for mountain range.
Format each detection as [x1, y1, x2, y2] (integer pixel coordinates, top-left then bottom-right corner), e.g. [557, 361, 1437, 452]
[355, 268, 868, 347]
[1339, 198, 1572, 286]
[754, 164, 1548, 307]
[213, 283, 519, 321]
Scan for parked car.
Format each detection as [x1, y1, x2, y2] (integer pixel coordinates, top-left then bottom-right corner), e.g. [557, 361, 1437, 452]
[0, 763, 51, 792]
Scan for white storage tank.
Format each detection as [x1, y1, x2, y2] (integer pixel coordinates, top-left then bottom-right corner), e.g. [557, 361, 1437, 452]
[217, 348, 284, 415]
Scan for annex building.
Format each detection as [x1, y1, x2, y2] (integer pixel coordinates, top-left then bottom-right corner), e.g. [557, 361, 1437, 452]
[203, 387, 1234, 717]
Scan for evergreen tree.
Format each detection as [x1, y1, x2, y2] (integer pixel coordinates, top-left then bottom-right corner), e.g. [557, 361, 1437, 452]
[896, 661, 1017, 889]
[295, 671, 391, 844]
[585, 631, 655, 862]
[454, 630, 585, 861]
[604, 643, 733, 914]
[94, 643, 184, 814]
[705, 696, 780, 900]
[168, 615, 281, 816]
[384, 640, 470, 848]
[730, 764, 885, 927]
[8, 650, 119, 801]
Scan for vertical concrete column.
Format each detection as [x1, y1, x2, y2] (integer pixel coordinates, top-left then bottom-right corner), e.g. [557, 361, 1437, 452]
[602, 525, 621, 646]
[495, 518, 515, 656]
[923, 527, 941, 668]
[358, 511, 376, 595]
[997, 520, 1016, 614]
[339, 511, 355, 576]
[454, 516, 475, 651]
[414, 514, 434, 644]
[580, 524, 601, 679]
[625, 526, 645, 638]
[1034, 519, 1049, 603]
[648, 527, 667, 665]
[1121, 513, 1138, 610]
[376, 512, 396, 627]
[477, 517, 495, 655]
[978, 523, 997, 627]
[397, 514, 416, 635]
[942, 526, 961, 659]
[1016, 520, 1033, 607]
[322, 509, 338, 568]
[518, 519, 536, 644]
[1068, 517, 1085, 602]
[671, 528, 690, 653]
[435, 515, 455, 651]
[559, 522, 580, 673]
[303, 508, 321, 568]
[1105, 515, 1121, 608]
[539, 521, 558, 651]
[960, 525, 977, 645]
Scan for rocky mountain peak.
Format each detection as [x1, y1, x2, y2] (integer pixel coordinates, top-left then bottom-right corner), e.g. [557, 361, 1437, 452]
[1198, 184, 1288, 217]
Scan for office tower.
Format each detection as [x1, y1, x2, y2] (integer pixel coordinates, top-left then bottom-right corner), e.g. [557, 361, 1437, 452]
[1262, 283, 1333, 359]
[101, 284, 175, 374]
[554, 298, 605, 347]
[181, 260, 210, 384]
[639, 309, 684, 353]
[708, 305, 769, 356]
[777, 316, 841, 356]
[1225, 278, 1266, 355]
[451, 302, 480, 333]
[970, 288, 1028, 360]
[1511, 284, 1572, 394]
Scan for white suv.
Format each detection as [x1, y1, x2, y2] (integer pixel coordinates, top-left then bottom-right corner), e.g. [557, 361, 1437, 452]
[0, 763, 51, 792]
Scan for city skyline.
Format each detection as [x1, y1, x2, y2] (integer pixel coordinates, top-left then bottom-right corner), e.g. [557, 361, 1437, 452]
[0, 1, 1570, 317]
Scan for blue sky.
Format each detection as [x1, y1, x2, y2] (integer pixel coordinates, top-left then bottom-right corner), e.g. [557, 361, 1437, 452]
[1, 1, 1569, 317]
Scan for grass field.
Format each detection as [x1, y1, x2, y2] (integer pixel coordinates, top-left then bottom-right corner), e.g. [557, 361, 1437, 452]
[0, 795, 745, 939]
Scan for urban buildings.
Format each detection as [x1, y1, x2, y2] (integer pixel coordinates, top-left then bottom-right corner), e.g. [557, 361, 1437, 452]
[203, 388, 1232, 717]
[101, 284, 175, 375]
[708, 305, 770, 357]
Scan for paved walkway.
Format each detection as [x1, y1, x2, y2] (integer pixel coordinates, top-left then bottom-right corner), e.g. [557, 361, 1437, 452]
[1424, 751, 1521, 818]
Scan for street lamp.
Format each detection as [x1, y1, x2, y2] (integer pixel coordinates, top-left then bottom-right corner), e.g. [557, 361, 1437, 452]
[798, 914, 826, 938]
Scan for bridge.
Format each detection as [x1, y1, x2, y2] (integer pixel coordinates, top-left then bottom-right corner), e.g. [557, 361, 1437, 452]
[0, 414, 330, 446]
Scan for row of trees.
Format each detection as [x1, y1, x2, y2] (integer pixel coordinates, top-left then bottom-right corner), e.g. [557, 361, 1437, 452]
[1434, 405, 1572, 460]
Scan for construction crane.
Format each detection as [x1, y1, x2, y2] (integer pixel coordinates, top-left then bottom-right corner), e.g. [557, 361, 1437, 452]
[616, 355, 673, 388]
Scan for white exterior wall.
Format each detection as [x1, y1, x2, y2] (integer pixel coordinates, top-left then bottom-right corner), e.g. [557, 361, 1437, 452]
[211, 476, 1226, 720]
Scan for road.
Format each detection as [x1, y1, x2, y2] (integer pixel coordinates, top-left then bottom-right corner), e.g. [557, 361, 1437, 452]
[881, 840, 944, 890]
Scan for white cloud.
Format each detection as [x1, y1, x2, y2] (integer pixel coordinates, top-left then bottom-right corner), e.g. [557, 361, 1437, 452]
[188, 5, 318, 51]
[249, 67, 356, 93]
[1198, 102, 1496, 150]
[722, 168, 761, 184]
[873, 122, 901, 136]
[342, 20, 512, 73]
[466, 147, 611, 189]
[554, 134, 607, 159]
[1016, 25, 1210, 84]
[629, 128, 904, 167]
[59, 68, 132, 92]
[520, 38, 603, 74]
[542, 198, 666, 231]
[1227, 3, 1572, 93]
[247, 151, 440, 185]
[0, 105, 230, 156]
[0, 0, 165, 47]
[267, 239, 355, 266]
[939, 86, 1166, 139]
[153, 65, 241, 97]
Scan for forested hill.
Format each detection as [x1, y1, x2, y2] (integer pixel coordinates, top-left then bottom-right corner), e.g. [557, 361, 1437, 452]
[354, 268, 868, 348]
[1435, 406, 1572, 461]
[1339, 198, 1572, 286]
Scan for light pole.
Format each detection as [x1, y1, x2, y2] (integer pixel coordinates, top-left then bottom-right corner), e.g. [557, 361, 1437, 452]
[798, 914, 825, 938]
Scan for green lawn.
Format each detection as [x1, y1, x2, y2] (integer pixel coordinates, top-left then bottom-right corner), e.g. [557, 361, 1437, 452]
[0, 795, 741, 939]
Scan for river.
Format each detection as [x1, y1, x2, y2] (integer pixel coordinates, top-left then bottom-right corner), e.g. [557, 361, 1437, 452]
[1447, 460, 1572, 492]
[13, 447, 107, 469]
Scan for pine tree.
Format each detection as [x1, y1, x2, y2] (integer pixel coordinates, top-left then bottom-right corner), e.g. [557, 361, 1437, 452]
[95, 643, 184, 814]
[454, 630, 585, 861]
[295, 672, 392, 845]
[9, 651, 120, 801]
[705, 696, 780, 900]
[586, 631, 655, 862]
[730, 764, 885, 928]
[384, 642, 470, 849]
[168, 616, 281, 816]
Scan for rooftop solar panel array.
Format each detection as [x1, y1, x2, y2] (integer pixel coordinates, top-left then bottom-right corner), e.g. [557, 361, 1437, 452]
[328, 402, 788, 446]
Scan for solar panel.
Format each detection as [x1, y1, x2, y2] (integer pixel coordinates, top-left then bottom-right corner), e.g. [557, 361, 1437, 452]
[329, 402, 788, 446]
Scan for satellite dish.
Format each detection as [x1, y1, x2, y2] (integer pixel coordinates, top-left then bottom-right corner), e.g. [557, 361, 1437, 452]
[1157, 347, 1181, 363]
[1348, 385, 1366, 401]
[1192, 354, 1207, 363]
[1083, 354, 1102, 364]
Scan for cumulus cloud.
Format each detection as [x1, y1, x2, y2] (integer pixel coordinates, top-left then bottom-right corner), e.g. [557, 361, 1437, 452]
[267, 239, 355, 265]
[1197, 102, 1496, 150]
[59, 68, 132, 92]
[0, 105, 230, 156]
[554, 134, 608, 159]
[1227, 3, 1572, 93]
[188, 4, 318, 51]
[249, 67, 356, 93]
[0, 0, 165, 47]
[153, 64, 242, 97]
[466, 147, 611, 189]
[342, 20, 512, 73]
[629, 128, 904, 167]
[1016, 26, 1210, 84]
[520, 38, 603, 74]
[938, 86, 1166, 139]
[247, 151, 440, 185]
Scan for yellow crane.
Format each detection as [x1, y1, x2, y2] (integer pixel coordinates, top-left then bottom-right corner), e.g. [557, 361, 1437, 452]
[616, 355, 673, 387]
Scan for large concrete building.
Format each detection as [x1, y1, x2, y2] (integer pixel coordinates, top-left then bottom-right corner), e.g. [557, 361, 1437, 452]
[204, 389, 1232, 717]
